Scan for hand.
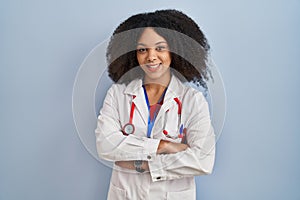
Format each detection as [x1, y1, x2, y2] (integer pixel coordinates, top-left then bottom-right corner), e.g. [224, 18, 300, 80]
[157, 140, 188, 154]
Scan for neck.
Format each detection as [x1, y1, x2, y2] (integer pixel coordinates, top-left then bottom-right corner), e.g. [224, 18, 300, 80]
[143, 72, 171, 89]
[144, 83, 166, 94]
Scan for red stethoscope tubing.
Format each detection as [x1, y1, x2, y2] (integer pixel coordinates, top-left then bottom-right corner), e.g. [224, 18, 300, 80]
[129, 95, 136, 124]
[174, 97, 182, 115]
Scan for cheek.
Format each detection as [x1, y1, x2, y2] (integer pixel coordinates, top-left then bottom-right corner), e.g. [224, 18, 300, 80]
[161, 53, 171, 64]
[136, 54, 145, 65]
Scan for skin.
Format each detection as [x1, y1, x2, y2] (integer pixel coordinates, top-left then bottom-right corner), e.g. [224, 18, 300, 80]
[136, 28, 172, 91]
[116, 28, 188, 172]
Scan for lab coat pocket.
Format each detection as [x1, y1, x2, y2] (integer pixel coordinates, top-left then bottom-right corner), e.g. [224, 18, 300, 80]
[107, 183, 127, 200]
[167, 189, 195, 200]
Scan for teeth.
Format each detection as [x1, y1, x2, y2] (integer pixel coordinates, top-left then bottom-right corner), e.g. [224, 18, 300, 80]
[148, 64, 160, 68]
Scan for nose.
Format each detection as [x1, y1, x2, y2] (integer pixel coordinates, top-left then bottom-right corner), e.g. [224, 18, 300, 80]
[147, 48, 157, 62]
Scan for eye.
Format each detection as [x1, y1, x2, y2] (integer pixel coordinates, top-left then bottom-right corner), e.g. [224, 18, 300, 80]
[137, 48, 147, 53]
[156, 45, 168, 51]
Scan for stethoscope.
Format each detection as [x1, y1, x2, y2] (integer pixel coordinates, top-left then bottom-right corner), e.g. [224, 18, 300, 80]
[122, 87, 185, 139]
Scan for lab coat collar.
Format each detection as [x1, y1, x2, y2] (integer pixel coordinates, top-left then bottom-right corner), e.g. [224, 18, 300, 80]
[124, 78, 143, 96]
[164, 74, 185, 101]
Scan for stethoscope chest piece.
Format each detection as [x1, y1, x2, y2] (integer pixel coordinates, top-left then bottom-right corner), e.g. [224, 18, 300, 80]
[122, 123, 135, 135]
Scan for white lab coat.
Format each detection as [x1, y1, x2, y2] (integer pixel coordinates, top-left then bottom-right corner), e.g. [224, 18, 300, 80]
[95, 75, 215, 200]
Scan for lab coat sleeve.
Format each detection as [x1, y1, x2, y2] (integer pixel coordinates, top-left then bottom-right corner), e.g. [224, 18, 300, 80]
[148, 92, 215, 182]
[95, 85, 160, 162]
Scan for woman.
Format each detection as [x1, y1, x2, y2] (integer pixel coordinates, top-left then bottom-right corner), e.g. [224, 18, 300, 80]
[95, 9, 215, 200]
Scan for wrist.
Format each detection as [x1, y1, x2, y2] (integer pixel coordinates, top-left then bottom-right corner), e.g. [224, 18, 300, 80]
[134, 160, 145, 173]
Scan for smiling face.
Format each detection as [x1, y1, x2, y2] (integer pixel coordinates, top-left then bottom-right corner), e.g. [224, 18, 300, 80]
[136, 28, 172, 86]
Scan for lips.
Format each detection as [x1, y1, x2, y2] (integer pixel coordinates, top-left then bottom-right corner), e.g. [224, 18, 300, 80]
[145, 63, 161, 72]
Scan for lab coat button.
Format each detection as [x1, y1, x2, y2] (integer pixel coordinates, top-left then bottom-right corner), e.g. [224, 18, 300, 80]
[147, 155, 151, 160]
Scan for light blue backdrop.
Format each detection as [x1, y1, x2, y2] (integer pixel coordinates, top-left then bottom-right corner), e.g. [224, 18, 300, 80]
[1, 0, 299, 200]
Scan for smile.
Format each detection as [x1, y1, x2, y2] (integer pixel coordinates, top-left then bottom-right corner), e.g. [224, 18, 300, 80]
[146, 63, 161, 72]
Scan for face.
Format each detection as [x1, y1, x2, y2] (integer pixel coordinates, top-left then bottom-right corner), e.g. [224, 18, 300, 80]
[136, 28, 172, 85]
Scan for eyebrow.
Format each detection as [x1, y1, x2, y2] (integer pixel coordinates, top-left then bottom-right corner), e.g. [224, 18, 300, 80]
[137, 41, 168, 46]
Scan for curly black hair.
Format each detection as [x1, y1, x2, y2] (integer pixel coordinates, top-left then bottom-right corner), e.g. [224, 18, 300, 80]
[106, 9, 212, 89]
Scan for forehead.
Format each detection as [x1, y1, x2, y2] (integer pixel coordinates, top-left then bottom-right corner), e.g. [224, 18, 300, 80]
[137, 28, 167, 46]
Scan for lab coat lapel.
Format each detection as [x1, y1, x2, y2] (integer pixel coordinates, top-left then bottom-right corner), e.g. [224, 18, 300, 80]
[132, 90, 148, 125]
[155, 75, 184, 121]
[124, 79, 148, 125]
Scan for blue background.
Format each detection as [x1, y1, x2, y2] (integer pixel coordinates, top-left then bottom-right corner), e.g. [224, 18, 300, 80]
[1, 0, 299, 199]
